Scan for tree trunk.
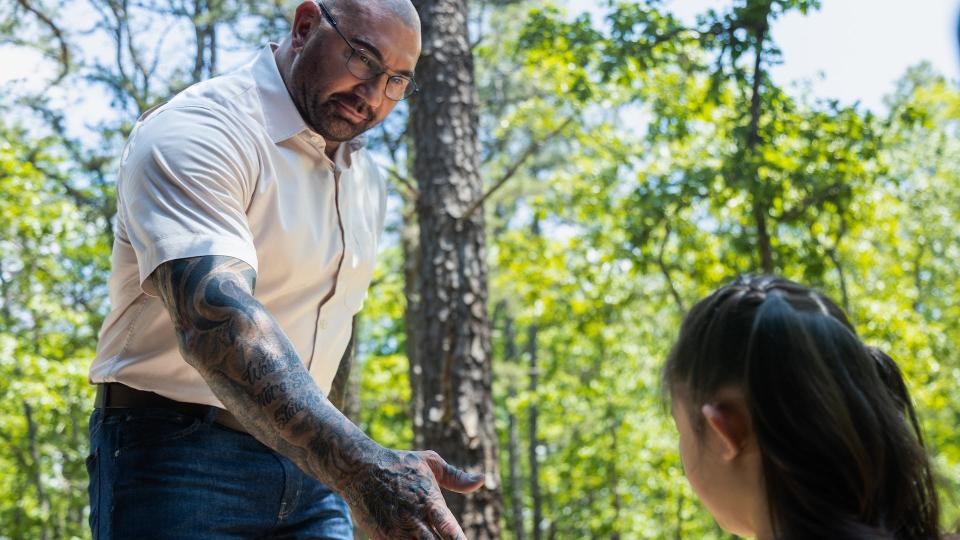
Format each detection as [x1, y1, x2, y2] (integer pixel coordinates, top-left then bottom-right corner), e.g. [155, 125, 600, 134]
[344, 317, 362, 423]
[527, 324, 542, 540]
[192, 0, 205, 81]
[607, 407, 621, 540]
[674, 492, 684, 540]
[409, 0, 502, 537]
[504, 313, 525, 540]
[24, 401, 50, 540]
[747, 18, 773, 274]
[328, 317, 357, 416]
[403, 199, 426, 449]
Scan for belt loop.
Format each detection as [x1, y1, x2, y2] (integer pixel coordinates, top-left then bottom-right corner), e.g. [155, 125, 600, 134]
[202, 407, 220, 425]
[94, 383, 107, 408]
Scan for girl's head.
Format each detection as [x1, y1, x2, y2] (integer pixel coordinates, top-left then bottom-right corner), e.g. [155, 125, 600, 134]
[663, 275, 939, 540]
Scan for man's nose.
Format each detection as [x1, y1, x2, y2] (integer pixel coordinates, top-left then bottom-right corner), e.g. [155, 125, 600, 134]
[355, 73, 387, 110]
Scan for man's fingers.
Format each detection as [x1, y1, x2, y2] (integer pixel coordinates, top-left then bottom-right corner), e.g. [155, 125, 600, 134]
[427, 502, 467, 540]
[420, 450, 485, 493]
[413, 522, 440, 540]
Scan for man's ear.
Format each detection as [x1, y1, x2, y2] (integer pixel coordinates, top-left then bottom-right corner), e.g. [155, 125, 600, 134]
[291, 1, 322, 51]
[701, 399, 751, 462]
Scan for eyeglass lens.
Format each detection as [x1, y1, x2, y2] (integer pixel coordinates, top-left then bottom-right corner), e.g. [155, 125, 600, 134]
[346, 51, 414, 100]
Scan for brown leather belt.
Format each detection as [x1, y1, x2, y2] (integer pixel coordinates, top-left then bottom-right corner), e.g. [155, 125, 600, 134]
[95, 382, 247, 433]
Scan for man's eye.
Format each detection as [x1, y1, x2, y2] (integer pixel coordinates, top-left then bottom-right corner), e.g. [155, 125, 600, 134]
[358, 54, 371, 65]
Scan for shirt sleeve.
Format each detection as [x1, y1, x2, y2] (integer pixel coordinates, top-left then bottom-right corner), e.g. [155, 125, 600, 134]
[116, 103, 260, 296]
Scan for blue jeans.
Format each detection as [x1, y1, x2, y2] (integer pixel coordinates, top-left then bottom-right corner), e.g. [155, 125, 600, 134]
[86, 407, 353, 539]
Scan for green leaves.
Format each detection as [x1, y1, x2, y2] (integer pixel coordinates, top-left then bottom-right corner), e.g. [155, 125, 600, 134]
[1, 0, 958, 537]
[470, 1, 960, 536]
[0, 122, 106, 539]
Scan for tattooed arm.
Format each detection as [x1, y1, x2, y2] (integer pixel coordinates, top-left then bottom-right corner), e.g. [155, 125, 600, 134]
[151, 256, 483, 540]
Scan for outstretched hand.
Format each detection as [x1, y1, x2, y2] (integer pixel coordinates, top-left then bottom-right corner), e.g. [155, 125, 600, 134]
[345, 448, 485, 540]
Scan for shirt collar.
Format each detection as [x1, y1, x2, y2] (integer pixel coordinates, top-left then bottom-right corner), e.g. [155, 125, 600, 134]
[253, 43, 367, 153]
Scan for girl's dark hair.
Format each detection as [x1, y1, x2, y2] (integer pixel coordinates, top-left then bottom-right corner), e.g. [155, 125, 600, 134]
[663, 275, 940, 540]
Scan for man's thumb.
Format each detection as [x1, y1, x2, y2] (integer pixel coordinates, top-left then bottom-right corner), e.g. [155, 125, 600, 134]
[421, 450, 485, 493]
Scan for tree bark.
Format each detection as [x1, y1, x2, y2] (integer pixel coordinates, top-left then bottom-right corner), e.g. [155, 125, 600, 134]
[656, 223, 685, 312]
[24, 401, 50, 540]
[344, 317, 362, 423]
[527, 324, 542, 540]
[746, 18, 773, 274]
[504, 313, 525, 540]
[403, 199, 426, 449]
[607, 407, 621, 540]
[674, 491, 684, 540]
[328, 317, 358, 416]
[409, 0, 502, 537]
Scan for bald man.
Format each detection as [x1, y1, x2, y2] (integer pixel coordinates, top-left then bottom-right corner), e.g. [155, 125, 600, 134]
[86, 1, 483, 538]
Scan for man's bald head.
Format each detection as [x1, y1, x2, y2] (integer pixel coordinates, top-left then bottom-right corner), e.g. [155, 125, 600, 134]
[325, 0, 420, 34]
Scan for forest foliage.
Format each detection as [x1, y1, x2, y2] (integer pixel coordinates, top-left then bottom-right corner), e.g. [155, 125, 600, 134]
[0, 0, 958, 538]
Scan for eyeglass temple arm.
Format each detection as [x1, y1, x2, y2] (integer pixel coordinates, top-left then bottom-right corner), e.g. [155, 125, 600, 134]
[316, 1, 339, 27]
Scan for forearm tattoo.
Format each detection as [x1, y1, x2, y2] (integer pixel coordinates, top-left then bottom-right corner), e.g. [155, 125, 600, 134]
[151, 256, 471, 539]
[152, 256, 377, 480]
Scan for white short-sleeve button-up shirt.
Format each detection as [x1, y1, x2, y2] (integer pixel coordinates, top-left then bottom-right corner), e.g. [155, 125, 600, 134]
[90, 44, 387, 407]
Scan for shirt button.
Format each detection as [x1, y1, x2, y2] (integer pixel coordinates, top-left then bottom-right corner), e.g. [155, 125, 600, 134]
[319, 319, 328, 330]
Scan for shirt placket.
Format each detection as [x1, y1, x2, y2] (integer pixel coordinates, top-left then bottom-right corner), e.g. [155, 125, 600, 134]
[306, 157, 347, 372]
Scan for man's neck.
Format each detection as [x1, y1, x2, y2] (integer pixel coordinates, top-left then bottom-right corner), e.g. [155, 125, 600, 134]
[324, 139, 339, 160]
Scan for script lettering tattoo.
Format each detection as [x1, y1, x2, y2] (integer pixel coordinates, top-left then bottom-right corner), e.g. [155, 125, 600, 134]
[242, 360, 281, 385]
[255, 381, 286, 407]
[275, 396, 308, 427]
[151, 256, 478, 539]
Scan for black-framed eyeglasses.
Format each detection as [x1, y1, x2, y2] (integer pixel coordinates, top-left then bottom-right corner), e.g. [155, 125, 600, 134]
[315, 0, 419, 101]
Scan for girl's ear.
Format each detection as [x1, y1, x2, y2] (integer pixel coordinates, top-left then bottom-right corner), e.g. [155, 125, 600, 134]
[701, 396, 752, 462]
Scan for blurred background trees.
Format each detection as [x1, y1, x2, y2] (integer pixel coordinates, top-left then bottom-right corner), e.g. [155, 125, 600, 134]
[1, 0, 958, 538]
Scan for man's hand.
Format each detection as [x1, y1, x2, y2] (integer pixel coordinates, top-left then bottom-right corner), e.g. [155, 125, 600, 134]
[345, 449, 485, 539]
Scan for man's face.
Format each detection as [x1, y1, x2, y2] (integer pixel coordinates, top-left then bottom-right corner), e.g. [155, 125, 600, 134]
[289, 2, 420, 142]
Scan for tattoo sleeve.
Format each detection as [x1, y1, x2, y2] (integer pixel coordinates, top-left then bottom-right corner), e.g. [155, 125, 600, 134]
[152, 257, 378, 488]
[152, 256, 479, 539]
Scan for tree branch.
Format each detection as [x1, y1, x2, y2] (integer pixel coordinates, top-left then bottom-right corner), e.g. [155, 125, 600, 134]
[15, 0, 70, 83]
[462, 116, 575, 221]
[469, 0, 488, 51]
[656, 223, 685, 312]
[779, 182, 845, 221]
[376, 123, 417, 201]
[0, 427, 31, 470]
[387, 167, 420, 201]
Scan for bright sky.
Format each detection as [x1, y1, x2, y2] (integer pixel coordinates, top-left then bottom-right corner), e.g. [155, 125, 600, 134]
[577, 0, 960, 111]
[1, 0, 958, 120]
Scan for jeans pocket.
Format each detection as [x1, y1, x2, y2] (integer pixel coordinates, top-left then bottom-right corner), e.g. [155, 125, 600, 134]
[116, 410, 204, 452]
[85, 448, 100, 537]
